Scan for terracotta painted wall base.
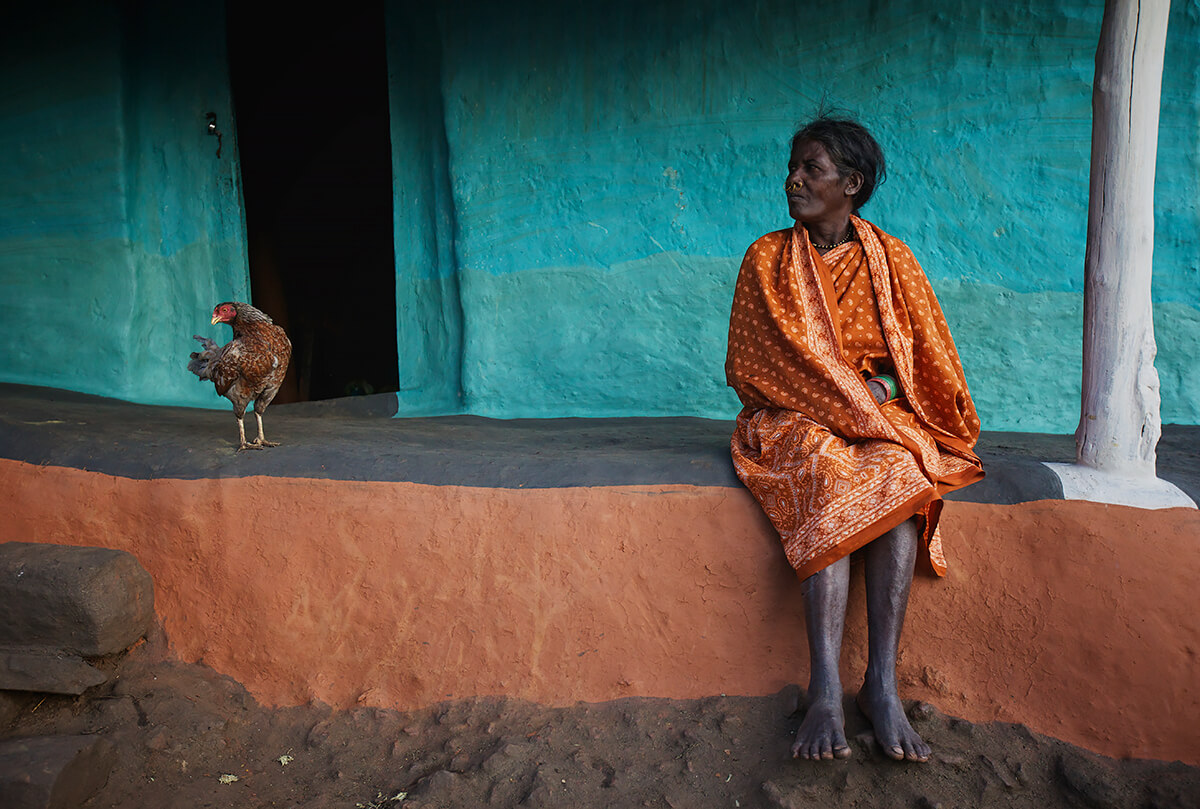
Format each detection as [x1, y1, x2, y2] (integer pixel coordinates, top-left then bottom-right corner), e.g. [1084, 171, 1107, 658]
[2, 458, 1196, 765]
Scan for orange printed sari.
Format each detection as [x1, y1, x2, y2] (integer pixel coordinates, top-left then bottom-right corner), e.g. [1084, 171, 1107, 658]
[725, 216, 983, 579]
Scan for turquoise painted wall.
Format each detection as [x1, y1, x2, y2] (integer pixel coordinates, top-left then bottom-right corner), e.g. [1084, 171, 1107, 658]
[383, 0, 1198, 432]
[0, 1, 248, 408]
[386, 4, 463, 415]
[2, 1, 1197, 433]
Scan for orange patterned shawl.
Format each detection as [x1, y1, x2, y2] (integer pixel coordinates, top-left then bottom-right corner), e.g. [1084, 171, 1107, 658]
[726, 216, 983, 579]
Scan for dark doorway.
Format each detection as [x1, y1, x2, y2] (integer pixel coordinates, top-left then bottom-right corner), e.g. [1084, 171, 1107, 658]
[226, 3, 398, 403]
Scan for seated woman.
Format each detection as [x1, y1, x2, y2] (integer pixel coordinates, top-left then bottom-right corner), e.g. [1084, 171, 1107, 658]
[725, 117, 984, 762]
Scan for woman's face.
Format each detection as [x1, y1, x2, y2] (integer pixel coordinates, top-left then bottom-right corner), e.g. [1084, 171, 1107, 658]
[785, 140, 861, 224]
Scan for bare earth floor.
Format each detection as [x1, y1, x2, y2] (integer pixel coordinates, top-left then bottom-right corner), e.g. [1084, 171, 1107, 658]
[2, 635, 1197, 809]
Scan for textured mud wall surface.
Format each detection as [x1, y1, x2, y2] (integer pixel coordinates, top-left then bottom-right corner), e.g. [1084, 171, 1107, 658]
[392, 0, 1200, 429]
[2, 0, 1197, 427]
[386, 5, 463, 414]
[0, 2, 248, 408]
[0, 6, 127, 396]
[4, 457, 1197, 766]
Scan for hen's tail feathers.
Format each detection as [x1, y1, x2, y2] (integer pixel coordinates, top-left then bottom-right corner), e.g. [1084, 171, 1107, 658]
[187, 335, 222, 380]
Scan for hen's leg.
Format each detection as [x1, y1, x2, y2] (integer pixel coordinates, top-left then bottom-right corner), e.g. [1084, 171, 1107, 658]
[234, 405, 261, 452]
[235, 414, 259, 452]
[251, 411, 279, 448]
[248, 393, 280, 448]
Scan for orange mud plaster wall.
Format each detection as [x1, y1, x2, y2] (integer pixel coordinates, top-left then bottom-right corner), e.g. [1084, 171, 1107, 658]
[2, 457, 1197, 766]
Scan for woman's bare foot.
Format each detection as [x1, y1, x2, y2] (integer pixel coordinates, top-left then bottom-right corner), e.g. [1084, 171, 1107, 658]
[791, 692, 851, 760]
[856, 682, 929, 762]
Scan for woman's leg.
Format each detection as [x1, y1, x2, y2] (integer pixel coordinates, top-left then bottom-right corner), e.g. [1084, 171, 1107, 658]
[858, 517, 930, 762]
[792, 553, 851, 759]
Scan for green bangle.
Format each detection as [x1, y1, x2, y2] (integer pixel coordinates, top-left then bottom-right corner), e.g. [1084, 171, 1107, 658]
[870, 374, 898, 401]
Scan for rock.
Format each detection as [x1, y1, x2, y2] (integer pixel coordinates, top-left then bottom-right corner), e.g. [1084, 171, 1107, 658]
[0, 735, 117, 809]
[0, 543, 154, 657]
[0, 650, 107, 695]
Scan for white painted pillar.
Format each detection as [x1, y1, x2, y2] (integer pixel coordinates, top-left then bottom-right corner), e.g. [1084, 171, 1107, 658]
[1047, 0, 1195, 509]
[1078, 0, 1169, 475]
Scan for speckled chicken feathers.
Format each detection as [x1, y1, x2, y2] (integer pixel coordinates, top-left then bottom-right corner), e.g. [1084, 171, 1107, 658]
[188, 302, 291, 417]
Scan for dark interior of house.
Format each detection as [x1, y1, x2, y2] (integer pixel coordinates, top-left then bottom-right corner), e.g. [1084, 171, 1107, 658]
[226, 2, 398, 403]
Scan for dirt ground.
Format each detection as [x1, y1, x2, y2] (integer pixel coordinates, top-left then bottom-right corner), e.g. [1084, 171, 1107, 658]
[1, 633, 1197, 809]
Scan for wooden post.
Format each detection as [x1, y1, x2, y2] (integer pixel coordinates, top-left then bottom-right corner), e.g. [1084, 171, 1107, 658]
[1048, 0, 1194, 508]
[1078, 0, 1170, 475]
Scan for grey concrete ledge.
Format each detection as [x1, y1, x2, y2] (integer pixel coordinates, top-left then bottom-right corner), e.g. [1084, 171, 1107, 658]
[0, 384, 1196, 506]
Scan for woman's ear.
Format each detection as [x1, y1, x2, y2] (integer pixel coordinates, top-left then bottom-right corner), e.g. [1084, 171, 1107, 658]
[844, 171, 864, 197]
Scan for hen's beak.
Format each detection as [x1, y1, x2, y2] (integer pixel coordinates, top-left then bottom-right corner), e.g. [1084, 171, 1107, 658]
[211, 315, 221, 325]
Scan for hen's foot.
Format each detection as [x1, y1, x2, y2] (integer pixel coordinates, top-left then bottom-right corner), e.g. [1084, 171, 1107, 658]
[791, 692, 850, 761]
[252, 439, 280, 448]
[856, 684, 929, 762]
[236, 441, 265, 452]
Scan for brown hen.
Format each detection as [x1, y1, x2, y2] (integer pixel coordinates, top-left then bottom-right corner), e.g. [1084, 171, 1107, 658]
[187, 302, 292, 452]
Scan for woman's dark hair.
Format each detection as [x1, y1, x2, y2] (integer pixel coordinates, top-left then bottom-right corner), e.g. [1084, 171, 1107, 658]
[791, 117, 887, 211]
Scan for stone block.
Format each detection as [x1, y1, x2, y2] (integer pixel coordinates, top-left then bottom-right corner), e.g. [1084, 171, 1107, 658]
[0, 735, 116, 809]
[0, 543, 154, 658]
[0, 650, 107, 696]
